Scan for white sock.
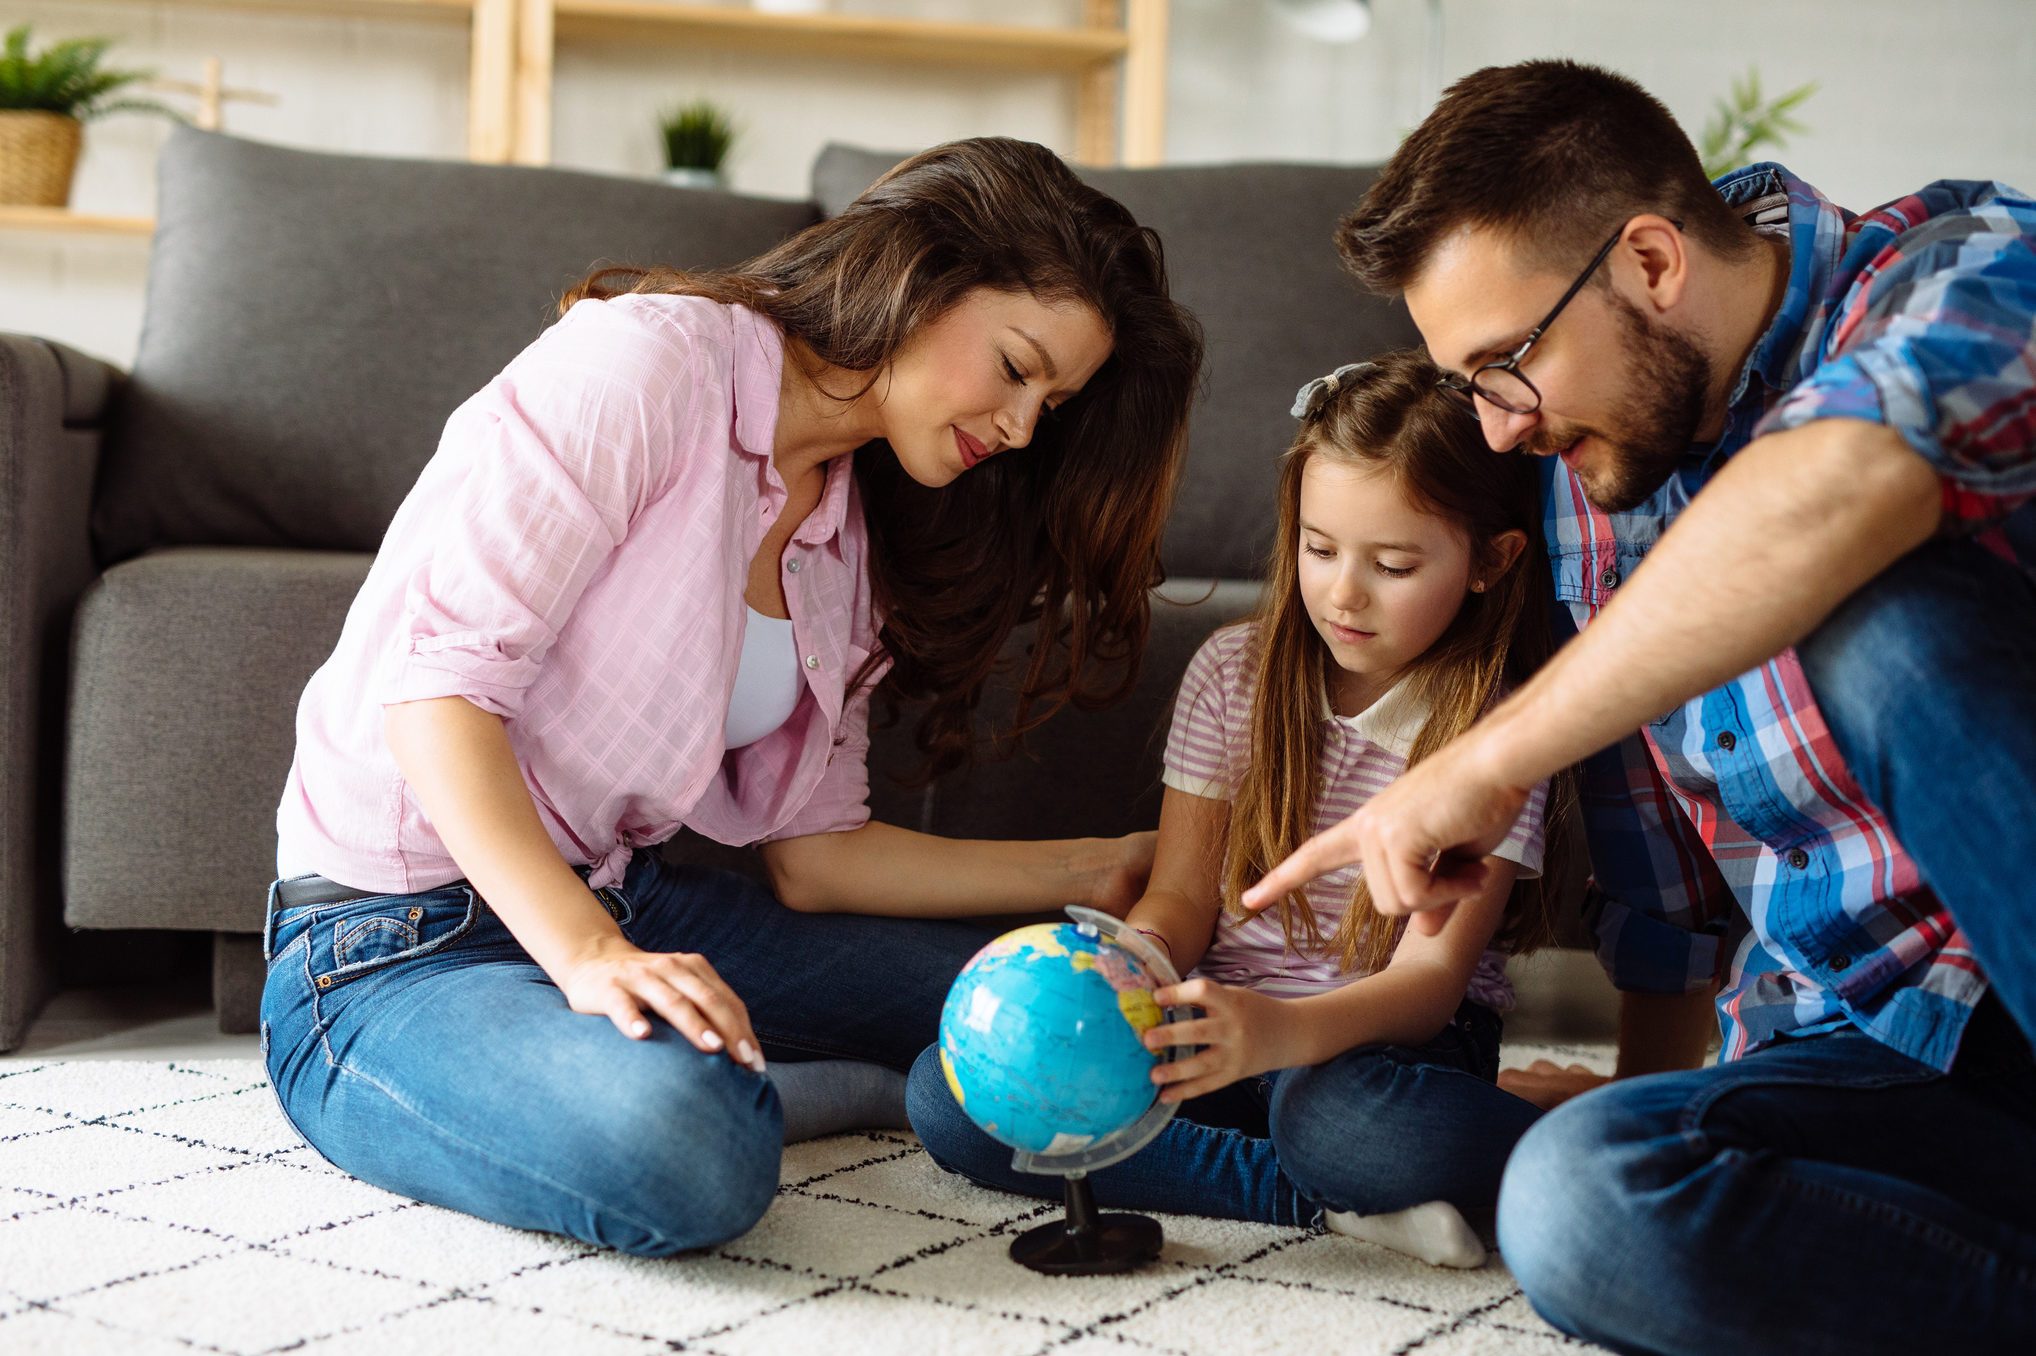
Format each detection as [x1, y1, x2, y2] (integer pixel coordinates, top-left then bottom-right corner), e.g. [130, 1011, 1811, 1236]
[1324, 1200, 1487, 1269]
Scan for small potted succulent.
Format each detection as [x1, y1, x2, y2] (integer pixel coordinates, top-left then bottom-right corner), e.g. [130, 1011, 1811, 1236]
[0, 25, 178, 207]
[658, 98, 737, 190]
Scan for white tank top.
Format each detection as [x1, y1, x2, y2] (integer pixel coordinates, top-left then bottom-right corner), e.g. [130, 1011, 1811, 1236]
[723, 608, 804, 750]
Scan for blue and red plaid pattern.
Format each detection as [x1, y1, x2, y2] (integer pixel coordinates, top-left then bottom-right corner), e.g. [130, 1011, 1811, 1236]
[1557, 163, 2035, 1072]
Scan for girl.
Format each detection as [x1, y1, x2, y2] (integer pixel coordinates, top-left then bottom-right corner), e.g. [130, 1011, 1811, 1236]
[261, 137, 1202, 1257]
[907, 349, 1569, 1268]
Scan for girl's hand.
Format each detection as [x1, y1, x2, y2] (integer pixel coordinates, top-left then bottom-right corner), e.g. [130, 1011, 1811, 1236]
[1081, 830, 1157, 919]
[1141, 978, 1302, 1102]
[557, 935, 766, 1071]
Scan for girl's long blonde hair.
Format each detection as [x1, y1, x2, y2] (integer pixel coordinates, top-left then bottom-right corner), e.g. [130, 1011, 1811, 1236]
[1220, 348, 1573, 974]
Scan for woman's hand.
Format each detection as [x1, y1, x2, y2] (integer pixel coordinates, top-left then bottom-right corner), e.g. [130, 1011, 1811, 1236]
[1080, 830, 1157, 919]
[1498, 1059, 1610, 1110]
[557, 935, 766, 1070]
[1141, 978, 1302, 1102]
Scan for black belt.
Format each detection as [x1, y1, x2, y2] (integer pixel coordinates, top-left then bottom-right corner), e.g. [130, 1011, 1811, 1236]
[273, 875, 405, 910]
[275, 868, 599, 913]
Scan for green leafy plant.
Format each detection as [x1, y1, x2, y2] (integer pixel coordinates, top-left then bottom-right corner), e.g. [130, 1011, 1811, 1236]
[659, 98, 736, 172]
[1699, 68, 1817, 180]
[0, 25, 179, 121]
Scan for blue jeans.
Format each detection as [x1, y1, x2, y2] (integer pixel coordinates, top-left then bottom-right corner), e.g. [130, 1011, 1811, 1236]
[1796, 525, 2036, 1040]
[906, 998, 1542, 1228]
[1498, 998, 2036, 1355]
[261, 854, 992, 1256]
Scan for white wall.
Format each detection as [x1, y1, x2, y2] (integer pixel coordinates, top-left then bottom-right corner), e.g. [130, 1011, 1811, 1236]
[6, 0, 2034, 369]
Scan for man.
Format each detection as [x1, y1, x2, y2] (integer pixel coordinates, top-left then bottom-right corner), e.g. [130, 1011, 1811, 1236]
[1246, 60, 2036, 1352]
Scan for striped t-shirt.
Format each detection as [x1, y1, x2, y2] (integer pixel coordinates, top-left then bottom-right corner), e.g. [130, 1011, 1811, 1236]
[1161, 622, 1549, 1009]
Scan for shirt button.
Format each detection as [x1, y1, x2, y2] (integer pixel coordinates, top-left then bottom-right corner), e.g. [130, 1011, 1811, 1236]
[786, 559, 802, 574]
[1716, 731, 1736, 752]
[1598, 566, 1620, 589]
[804, 655, 820, 670]
[1786, 848, 1809, 870]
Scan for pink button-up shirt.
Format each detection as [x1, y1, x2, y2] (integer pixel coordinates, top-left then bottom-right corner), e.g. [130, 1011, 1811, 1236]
[277, 295, 884, 893]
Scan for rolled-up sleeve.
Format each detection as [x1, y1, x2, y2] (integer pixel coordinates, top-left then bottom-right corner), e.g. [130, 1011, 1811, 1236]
[1581, 731, 1734, 995]
[375, 300, 697, 720]
[1756, 201, 2036, 533]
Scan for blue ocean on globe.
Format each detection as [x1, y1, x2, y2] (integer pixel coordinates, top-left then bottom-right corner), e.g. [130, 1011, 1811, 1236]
[936, 921, 1165, 1155]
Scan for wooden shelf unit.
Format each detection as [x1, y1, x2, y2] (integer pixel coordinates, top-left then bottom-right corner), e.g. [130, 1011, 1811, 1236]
[2, 0, 1168, 237]
[514, 0, 1168, 169]
[0, 205, 155, 235]
[553, 2, 1128, 67]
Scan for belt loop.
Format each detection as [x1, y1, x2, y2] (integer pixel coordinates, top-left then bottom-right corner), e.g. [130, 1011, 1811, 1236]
[262, 879, 282, 962]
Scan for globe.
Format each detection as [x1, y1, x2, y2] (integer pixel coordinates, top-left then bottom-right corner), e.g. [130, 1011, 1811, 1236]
[936, 920, 1166, 1156]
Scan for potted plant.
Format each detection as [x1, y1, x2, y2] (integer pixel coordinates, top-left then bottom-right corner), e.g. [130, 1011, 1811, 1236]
[658, 99, 736, 190]
[1699, 68, 1818, 180]
[0, 25, 177, 208]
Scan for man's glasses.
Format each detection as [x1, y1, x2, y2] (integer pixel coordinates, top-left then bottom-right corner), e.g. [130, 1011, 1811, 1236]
[1437, 218, 1681, 417]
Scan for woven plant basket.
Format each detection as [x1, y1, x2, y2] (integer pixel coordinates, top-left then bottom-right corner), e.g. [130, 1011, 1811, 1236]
[0, 111, 84, 207]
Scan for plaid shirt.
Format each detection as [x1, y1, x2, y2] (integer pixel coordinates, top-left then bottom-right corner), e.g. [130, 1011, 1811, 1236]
[1560, 163, 2036, 1072]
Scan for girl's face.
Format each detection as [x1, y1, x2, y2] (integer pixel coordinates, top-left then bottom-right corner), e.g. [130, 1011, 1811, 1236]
[877, 288, 1114, 488]
[1297, 457, 1478, 715]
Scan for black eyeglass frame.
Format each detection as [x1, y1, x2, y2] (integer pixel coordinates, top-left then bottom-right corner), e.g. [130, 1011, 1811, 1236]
[1437, 217, 1684, 416]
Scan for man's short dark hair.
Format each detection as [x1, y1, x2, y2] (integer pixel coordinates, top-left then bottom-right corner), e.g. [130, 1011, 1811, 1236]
[1338, 60, 1758, 296]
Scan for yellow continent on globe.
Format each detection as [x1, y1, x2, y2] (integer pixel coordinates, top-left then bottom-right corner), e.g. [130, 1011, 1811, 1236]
[977, 924, 1071, 964]
[1071, 950, 1164, 1035]
[1117, 988, 1161, 1034]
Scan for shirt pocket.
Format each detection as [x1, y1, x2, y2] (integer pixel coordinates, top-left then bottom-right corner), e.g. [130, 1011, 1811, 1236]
[1548, 541, 1654, 615]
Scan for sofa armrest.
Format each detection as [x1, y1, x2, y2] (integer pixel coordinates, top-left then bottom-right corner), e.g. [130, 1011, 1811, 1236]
[0, 333, 118, 1049]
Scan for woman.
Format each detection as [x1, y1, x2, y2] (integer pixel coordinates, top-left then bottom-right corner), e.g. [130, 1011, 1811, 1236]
[259, 137, 1203, 1256]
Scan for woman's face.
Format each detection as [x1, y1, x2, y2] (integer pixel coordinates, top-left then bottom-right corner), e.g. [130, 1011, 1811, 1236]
[878, 288, 1114, 488]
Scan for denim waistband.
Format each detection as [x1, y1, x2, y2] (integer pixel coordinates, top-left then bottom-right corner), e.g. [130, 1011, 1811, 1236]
[262, 864, 617, 962]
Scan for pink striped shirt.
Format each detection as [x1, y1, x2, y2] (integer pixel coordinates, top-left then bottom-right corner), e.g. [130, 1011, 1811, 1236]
[1162, 622, 1548, 1008]
[277, 295, 885, 893]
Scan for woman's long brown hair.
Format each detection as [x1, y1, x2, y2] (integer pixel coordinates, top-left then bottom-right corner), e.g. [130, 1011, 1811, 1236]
[1221, 349, 1573, 973]
[561, 138, 1203, 779]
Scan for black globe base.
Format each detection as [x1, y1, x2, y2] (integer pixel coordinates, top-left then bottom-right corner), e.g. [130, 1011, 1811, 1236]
[1009, 1174, 1163, 1275]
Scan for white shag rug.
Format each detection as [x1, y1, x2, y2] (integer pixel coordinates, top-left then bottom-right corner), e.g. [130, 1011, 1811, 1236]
[0, 1044, 1613, 1355]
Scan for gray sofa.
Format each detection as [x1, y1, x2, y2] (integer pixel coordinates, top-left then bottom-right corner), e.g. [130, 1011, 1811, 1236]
[0, 126, 1441, 1047]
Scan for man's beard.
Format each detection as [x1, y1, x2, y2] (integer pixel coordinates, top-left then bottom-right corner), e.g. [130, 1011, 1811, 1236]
[1540, 293, 1712, 513]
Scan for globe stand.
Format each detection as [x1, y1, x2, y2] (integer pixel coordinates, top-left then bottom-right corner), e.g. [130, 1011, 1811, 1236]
[1002, 906, 1190, 1277]
[1009, 1171, 1162, 1275]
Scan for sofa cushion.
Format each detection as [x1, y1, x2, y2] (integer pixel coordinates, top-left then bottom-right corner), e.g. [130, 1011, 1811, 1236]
[59, 548, 927, 931]
[94, 128, 821, 566]
[65, 548, 372, 930]
[869, 578, 1261, 843]
[813, 145, 1421, 580]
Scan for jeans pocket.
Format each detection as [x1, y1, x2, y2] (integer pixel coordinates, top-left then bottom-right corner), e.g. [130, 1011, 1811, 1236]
[307, 885, 480, 996]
